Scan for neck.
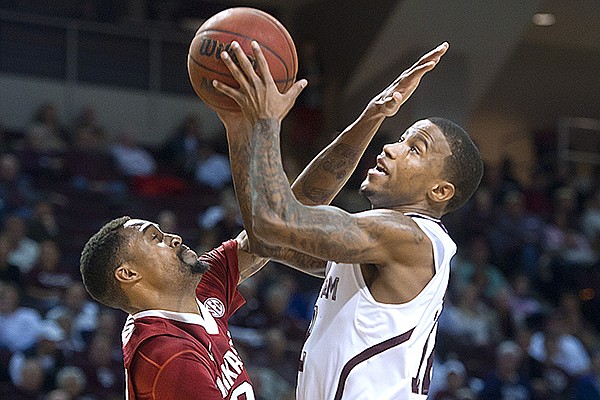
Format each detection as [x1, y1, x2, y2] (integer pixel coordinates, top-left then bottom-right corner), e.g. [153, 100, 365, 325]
[373, 203, 444, 219]
[128, 289, 201, 315]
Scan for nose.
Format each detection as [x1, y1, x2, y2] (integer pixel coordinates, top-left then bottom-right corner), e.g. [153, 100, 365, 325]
[167, 234, 182, 248]
[382, 143, 397, 159]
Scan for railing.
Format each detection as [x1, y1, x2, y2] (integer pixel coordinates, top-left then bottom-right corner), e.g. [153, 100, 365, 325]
[0, 8, 197, 95]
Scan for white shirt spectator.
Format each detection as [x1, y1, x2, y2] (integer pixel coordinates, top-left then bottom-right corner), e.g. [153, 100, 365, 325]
[529, 332, 591, 376]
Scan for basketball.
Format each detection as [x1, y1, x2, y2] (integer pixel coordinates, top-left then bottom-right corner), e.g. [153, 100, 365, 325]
[187, 7, 298, 112]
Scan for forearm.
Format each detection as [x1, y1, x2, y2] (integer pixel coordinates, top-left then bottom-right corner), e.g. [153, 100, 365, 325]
[250, 118, 302, 234]
[293, 106, 385, 205]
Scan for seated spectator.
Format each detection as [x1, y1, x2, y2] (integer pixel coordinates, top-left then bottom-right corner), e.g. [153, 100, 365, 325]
[0, 154, 37, 221]
[46, 283, 99, 351]
[25, 124, 66, 153]
[0, 235, 22, 289]
[70, 106, 107, 151]
[573, 349, 600, 400]
[73, 333, 124, 399]
[110, 132, 157, 178]
[0, 282, 44, 353]
[2, 214, 40, 274]
[433, 359, 476, 400]
[194, 140, 232, 189]
[528, 311, 591, 378]
[55, 366, 87, 400]
[31, 103, 68, 141]
[27, 103, 67, 152]
[159, 114, 204, 176]
[24, 240, 73, 312]
[0, 357, 46, 400]
[451, 235, 508, 303]
[27, 200, 60, 243]
[478, 341, 532, 400]
[558, 292, 600, 352]
[439, 283, 502, 348]
[542, 211, 597, 267]
[8, 321, 67, 392]
[198, 189, 243, 245]
[505, 274, 543, 331]
[488, 190, 544, 275]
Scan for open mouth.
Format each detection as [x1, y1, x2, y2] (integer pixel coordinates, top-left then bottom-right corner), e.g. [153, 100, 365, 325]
[369, 161, 389, 176]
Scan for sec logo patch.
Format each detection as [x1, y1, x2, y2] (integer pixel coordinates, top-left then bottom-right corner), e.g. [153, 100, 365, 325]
[204, 297, 225, 318]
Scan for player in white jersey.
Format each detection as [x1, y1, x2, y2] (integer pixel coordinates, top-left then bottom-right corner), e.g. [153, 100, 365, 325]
[297, 214, 456, 399]
[215, 40, 483, 399]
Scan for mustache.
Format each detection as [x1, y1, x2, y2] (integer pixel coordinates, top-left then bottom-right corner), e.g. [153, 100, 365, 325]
[178, 244, 210, 274]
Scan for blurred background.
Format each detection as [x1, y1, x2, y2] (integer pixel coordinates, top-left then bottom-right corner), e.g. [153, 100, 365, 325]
[0, 0, 599, 399]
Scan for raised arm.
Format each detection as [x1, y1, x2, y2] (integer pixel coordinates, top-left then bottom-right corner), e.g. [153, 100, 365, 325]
[220, 41, 448, 277]
[215, 41, 448, 266]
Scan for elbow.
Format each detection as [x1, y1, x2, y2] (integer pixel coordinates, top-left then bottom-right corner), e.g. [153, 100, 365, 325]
[251, 213, 285, 244]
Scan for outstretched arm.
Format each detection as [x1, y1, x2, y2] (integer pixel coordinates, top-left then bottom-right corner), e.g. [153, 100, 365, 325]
[216, 41, 449, 266]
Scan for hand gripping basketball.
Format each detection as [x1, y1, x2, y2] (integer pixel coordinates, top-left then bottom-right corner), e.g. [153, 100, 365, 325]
[213, 41, 307, 125]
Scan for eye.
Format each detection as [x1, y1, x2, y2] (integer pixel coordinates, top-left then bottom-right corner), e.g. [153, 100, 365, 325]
[410, 146, 419, 154]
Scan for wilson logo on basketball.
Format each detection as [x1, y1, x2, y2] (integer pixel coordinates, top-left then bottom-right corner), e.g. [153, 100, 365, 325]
[204, 298, 226, 318]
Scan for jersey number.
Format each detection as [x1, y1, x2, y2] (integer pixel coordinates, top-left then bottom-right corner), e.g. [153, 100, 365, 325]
[230, 381, 255, 400]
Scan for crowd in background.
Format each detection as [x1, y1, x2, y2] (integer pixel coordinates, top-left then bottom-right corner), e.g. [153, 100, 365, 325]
[1, 4, 600, 400]
[1, 94, 600, 400]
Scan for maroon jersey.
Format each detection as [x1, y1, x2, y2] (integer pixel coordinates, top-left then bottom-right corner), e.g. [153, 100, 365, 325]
[121, 240, 254, 399]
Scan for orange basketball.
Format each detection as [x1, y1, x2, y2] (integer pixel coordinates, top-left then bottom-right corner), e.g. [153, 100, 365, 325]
[187, 7, 298, 112]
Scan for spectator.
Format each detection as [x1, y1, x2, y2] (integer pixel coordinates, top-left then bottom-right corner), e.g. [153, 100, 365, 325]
[8, 321, 67, 392]
[439, 283, 502, 348]
[0, 235, 22, 289]
[433, 359, 476, 400]
[110, 132, 157, 178]
[478, 340, 532, 400]
[573, 349, 600, 400]
[27, 200, 61, 243]
[2, 214, 40, 274]
[27, 103, 67, 152]
[528, 311, 591, 377]
[558, 292, 600, 353]
[0, 282, 44, 352]
[542, 210, 596, 267]
[31, 103, 68, 143]
[193, 140, 232, 189]
[24, 240, 73, 312]
[70, 106, 106, 150]
[0, 357, 46, 400]
[198, 189, 243, 245]
[451, 235, 508, 303]
[489, 190, 544, 275]
[55, 366, 87, 400]
[505, 274, 543, 331]
[159, 114, 204, 176]
[73, 333, 124, 399]
[0, 154, 37, 221]
[46, 283, 99, 351]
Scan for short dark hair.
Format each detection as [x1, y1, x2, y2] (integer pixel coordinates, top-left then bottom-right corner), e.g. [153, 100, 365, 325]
[80, 216, 131, 309]
[428, 117, 483, 213]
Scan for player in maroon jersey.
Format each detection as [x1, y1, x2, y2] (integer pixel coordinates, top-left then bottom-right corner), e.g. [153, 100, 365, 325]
[80, 218, 264, 399]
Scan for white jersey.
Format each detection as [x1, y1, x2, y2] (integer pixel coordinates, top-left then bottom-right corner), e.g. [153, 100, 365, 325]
[296, 213, 457, 400]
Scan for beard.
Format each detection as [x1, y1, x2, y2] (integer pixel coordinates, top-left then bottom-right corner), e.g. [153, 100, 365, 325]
[177, 245, 210, 275]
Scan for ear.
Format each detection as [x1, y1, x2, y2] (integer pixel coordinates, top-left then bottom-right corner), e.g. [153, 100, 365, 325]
[429, 181, 455, 204]
[115, 263, 141, 284]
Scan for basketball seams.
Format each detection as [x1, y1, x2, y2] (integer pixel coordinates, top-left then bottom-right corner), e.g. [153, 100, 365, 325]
[188, 54, 294, 84]
[190, 28, 292, 82]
